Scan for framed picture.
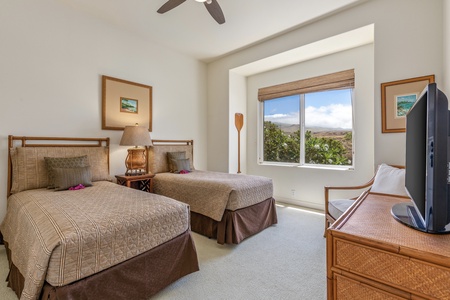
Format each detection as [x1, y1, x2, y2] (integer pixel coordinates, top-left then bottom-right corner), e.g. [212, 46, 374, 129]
[102, 75, 152, 131]
[120, 98, 138, 114]
[381, 75, 434, 133]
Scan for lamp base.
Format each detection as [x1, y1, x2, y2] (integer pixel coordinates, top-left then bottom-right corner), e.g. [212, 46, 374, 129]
[125, 147, 147, 176]
[125, 169, 147, 176]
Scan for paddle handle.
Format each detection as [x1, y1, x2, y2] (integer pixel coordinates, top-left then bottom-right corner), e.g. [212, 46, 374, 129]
[237, 133, 241, 173]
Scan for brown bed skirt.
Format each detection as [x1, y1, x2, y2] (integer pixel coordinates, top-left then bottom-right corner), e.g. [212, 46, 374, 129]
[5, 230, 199, 300]
[190, 197, 278, 245]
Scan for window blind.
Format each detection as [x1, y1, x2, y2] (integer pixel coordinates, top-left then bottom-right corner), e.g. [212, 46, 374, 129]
[258, 69, 354, 101]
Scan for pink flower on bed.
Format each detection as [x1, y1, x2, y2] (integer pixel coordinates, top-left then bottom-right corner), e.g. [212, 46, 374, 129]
[69, 184, 85, 190]
[179, 170, 189, 174]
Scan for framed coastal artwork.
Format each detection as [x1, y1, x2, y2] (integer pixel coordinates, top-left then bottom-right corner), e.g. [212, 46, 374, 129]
[381, 75, 435, 133]
[120, 98, 138, 114]
[102, 75, 152, 131]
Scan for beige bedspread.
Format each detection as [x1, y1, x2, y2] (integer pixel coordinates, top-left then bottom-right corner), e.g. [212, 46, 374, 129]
[153, 170, 273, 221]
[0, 181, 190, 300]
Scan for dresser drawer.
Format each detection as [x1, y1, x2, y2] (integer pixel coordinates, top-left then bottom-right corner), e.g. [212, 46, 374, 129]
[334, 239, 450, 299]
[335, 274, 405, 300]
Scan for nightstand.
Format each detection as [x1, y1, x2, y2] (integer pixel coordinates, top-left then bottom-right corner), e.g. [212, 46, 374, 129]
[115, 174, 155, 193]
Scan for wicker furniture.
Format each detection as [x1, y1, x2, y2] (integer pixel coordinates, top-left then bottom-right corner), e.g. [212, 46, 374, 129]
[324, 164, 405, 235]
[116, 173, 155, 192]
[326, 192, 450, 299]
[324, 173, 376, 236]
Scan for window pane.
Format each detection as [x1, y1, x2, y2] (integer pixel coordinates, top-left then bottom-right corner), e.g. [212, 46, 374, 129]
[263, 95, 300, 163]
[304, 89, 353, 166]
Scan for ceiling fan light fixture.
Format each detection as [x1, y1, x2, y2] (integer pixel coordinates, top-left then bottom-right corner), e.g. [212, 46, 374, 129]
[159, 0, 224, 24]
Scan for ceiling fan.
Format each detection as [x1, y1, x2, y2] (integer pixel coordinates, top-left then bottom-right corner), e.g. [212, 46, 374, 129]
[157, 0, 225, 25]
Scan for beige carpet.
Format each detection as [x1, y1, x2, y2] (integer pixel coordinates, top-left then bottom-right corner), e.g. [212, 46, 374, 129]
[0, 203, 326, 300]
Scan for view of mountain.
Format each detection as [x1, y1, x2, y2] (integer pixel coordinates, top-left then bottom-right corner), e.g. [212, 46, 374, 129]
[272, 122, 352, 162]
[272, 122, 350, 134]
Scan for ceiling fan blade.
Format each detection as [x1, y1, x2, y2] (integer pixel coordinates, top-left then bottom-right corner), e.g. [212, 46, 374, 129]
[204, 0, 225, 24]
[157, 0, 186, 14]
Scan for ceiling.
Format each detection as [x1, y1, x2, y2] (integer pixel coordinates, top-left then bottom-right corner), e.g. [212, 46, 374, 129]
[56, 0, 364, 62]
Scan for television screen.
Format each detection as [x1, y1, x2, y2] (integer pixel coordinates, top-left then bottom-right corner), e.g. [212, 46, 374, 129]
[391, 83, 450, 233]
[405, 91, 426, 221]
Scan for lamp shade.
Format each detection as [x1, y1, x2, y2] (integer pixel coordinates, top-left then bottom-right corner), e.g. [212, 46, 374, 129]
[120, 124, 153, 146]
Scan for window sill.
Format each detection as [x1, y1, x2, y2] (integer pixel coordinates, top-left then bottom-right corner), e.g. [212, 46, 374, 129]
[258, 162, 354, 171]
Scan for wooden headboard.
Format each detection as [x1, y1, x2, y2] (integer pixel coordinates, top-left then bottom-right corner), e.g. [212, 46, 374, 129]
[7, 135, 110, 197]
[147, 140, 194, 174]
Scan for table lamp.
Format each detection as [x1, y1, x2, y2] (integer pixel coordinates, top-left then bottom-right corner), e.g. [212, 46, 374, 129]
[119, 123, 153, 175]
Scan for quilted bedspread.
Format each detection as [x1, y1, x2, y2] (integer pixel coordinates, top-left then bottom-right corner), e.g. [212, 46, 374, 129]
[153, 170, 273, 221]
[0, 181, 190, 300]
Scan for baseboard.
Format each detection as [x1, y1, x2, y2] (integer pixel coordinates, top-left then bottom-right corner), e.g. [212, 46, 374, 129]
[275, 196, 324, 213]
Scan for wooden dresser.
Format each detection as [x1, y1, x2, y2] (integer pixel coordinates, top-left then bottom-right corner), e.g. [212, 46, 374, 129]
[326, 192, 450, 299]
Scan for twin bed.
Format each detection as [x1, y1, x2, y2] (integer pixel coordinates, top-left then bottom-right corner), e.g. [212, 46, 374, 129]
[1, 136, 277, 299]
[148, 140, 278, 245]
[1, 136, 199, 300]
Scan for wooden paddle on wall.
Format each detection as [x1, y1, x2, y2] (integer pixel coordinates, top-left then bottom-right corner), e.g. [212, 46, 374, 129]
[235, 113, 244, 174]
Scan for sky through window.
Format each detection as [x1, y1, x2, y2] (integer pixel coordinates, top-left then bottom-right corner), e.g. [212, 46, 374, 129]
[264, 89, 352, 129]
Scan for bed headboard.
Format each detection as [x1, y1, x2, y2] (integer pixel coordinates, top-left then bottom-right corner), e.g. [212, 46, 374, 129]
[147, 140, 194, 174]
[7, 135, 110, 197]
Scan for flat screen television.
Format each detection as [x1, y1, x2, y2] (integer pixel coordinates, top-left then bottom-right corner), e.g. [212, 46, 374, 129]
[391, 83, 450, 233]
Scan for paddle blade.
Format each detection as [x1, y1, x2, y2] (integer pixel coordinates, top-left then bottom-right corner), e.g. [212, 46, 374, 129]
[157, 0, 186, 14]
[204, 0, 225, 24]
[235, 113, 244, 131]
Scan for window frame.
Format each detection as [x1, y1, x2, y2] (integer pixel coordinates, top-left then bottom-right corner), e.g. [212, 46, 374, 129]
[258, 87, 355, 170]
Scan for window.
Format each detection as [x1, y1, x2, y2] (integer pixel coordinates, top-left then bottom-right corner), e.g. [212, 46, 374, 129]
[258, 70, 354, 167]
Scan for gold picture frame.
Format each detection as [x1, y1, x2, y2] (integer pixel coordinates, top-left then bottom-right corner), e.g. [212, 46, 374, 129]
[102, 75, 152, 131]
[381, 75, 435, 133]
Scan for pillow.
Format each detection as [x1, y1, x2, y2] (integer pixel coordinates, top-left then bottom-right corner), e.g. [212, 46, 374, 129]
[45, 156, 88, 189]
[171, 158, 191, 173]
[53, 166, 93, 191]
[371, 164, 408, 197]
[167, 151, 186, 172]
[10, 147, 53, 194]
[148, 145, 195, 174]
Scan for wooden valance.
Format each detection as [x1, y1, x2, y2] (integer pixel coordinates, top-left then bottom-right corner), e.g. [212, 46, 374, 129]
[258, 69, 354, 101]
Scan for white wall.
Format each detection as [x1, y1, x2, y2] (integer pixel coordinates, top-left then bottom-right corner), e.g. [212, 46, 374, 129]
[373, 1, 443, 165]
[0, 0, 208, 221]
[207, 0, 444, 209]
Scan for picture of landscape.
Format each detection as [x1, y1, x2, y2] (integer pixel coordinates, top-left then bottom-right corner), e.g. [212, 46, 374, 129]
[120, 98, 138, 113]
[395, 94, 417, 117]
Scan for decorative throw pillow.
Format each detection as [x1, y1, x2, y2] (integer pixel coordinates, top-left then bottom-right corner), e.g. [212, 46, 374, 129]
[167, 151, 186, 172]
[53, 166, 93, 191]
[371, 164, 408, 197]
[45, 156, 88, 188]
[171, 158, 191, 173]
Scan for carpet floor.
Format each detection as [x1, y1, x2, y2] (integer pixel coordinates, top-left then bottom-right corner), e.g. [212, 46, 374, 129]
[0, 203, 326, 300]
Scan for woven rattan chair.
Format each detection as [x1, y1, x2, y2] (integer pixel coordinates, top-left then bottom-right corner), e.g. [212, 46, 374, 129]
[324, 164, 405, 236]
